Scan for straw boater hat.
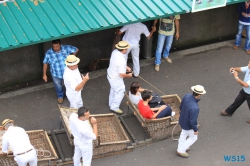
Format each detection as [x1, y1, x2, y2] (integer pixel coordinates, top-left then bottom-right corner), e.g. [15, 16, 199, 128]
[65, 55, 80, 66]
[2, 119, 14, 129]
[191, 85, 206, 94]
[115, 41, 130, 50]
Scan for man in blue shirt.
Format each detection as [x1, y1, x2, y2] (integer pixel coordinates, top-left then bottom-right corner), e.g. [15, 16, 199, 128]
[177, 85, 206, 158]
[43, 39, 79, 104]
[233, 2, 250, 55]
[221, 61, 250, 124]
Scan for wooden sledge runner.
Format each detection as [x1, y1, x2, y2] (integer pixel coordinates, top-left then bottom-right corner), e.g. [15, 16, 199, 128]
[125, 93, 182, 140]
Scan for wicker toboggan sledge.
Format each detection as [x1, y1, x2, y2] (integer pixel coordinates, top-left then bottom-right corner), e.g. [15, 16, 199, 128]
[0, 130, 58, 166]
[58, 105, 130, 156]
[125, 93, 182, 140]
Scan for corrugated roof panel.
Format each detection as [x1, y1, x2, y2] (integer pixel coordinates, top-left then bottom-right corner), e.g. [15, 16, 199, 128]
[0, 5, 29, 45]
[8, 4, 38, 42]
[92, 1, 118, 26]
[0, 0, 245, 52]
[16, 2, 49, 40]
[29, 2, 61, 38]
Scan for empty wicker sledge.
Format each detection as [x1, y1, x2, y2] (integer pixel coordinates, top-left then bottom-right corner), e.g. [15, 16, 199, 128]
[0, 130, 58, 166]
[125, 93, 182, 140]
[58, 105, 130, 156]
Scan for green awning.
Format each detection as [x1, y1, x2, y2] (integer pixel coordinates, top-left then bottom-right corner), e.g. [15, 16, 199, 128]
[0, 0, 245, 52]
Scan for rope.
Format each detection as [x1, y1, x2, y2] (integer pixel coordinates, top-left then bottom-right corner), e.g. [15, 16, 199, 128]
[171, 122, 179, 141]
[137, 75, 179, 141]
[36, 148, 51, 158]
[138, 76, 166, 96]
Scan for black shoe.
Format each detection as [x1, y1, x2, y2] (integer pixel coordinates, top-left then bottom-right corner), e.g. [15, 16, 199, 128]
[132, 74, 138, 78]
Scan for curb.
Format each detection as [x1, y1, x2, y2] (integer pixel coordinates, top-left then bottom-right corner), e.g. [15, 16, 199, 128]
[0, 40, 234, 99]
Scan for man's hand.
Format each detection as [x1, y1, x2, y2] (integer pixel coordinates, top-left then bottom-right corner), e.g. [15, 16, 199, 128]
[127, 73, 133, 78]
[126, 66, 132, 72]
[81, 73, 90, 81]
[175, 32, 180, 40]
[194, 131, 198, 135]
[151, 26, 156, 32]
[43, 75, 47, 82]
[233, 70, 238, 78]
[90, 117, 97, 125]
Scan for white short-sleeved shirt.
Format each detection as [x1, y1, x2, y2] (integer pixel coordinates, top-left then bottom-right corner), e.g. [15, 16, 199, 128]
[2, 126, 34, 155]
[129, 91, 142, 105]
[241, 66, 250, 94]
[107, 49, 126, 79]
[69, 113, 96, 145]
[63, 67, 82, 94]
[120, 23, 150, 45]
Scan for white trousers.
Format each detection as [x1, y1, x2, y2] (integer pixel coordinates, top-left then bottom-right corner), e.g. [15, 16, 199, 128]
[66, 91, 83, 109]
[14, 149, 37, 166]
[73, 140, 93, 166]
[125, 43, 140, 76]
[107, 76, 125, 110]
[177, 129, 198, 153]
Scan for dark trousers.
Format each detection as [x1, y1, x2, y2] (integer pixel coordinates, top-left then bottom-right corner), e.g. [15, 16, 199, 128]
[225, 89, 250, 115]
[156, 106, 172, 118]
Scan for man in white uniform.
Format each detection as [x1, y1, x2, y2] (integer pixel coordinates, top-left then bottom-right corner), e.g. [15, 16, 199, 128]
[1, 119, 37, 166]
[69, 107, 97, 166]
[107, 41, 133, 114]
[63, 55, 89, 108]
[116, 22, 156, 77]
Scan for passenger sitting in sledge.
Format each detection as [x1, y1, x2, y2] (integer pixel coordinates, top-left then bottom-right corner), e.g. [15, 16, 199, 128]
[129, 82, 172, 109]
[129, 82, 146, 105]
[138, 90, 174, 119]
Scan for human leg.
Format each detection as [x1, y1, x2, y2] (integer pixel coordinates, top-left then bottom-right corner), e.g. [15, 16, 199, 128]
[131, 43, 140, 76]
[51, 75, 64, 99]
[162, 35, 174, 59]
[73, 145, 82, 166]
[14, 150, 37, 166]
[156, 106, 172, 118]
[108, 78, 125, 111]
[27, 150, 38, 166]
[185, 129, 198, 149]
[177, 129, 189, 153]
[155, 33, 167, 65]
[177, 129, 197, 153]
[81, 144, 93, 166]
[244, 25, 250, 52]
[234, 23, 244, 47]
[225, 89, 246, 115]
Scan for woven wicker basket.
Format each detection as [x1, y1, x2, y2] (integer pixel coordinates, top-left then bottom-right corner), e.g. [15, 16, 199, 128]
[0, 130, 58, 166]
[58, 105, 130, 156]
[125, 93, 182, 140]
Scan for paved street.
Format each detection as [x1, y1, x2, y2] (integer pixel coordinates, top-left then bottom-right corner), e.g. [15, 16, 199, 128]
[0, 40, 250, 166]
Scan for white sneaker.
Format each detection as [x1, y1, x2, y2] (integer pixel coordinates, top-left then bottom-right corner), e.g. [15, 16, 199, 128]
[165, 57, 172, 63]
[155, 65, 160, 72]
[110, 109, 123, 114]
[171, 111, 176, 116]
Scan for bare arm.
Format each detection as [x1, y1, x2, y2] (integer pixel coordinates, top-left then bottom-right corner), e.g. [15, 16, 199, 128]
[153, 19, 158, 27]
[233, 71, 249, 88]
[175, 19, 180, 40]
[75, 73, 89, 91]
[151, 105, 167, 119]
[119, 73, 132, 78]
[43, 64, 48, 82]
[116, 29, 123, 35]
[147, 26, 156, 39]
[90, 117, 98, 137]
